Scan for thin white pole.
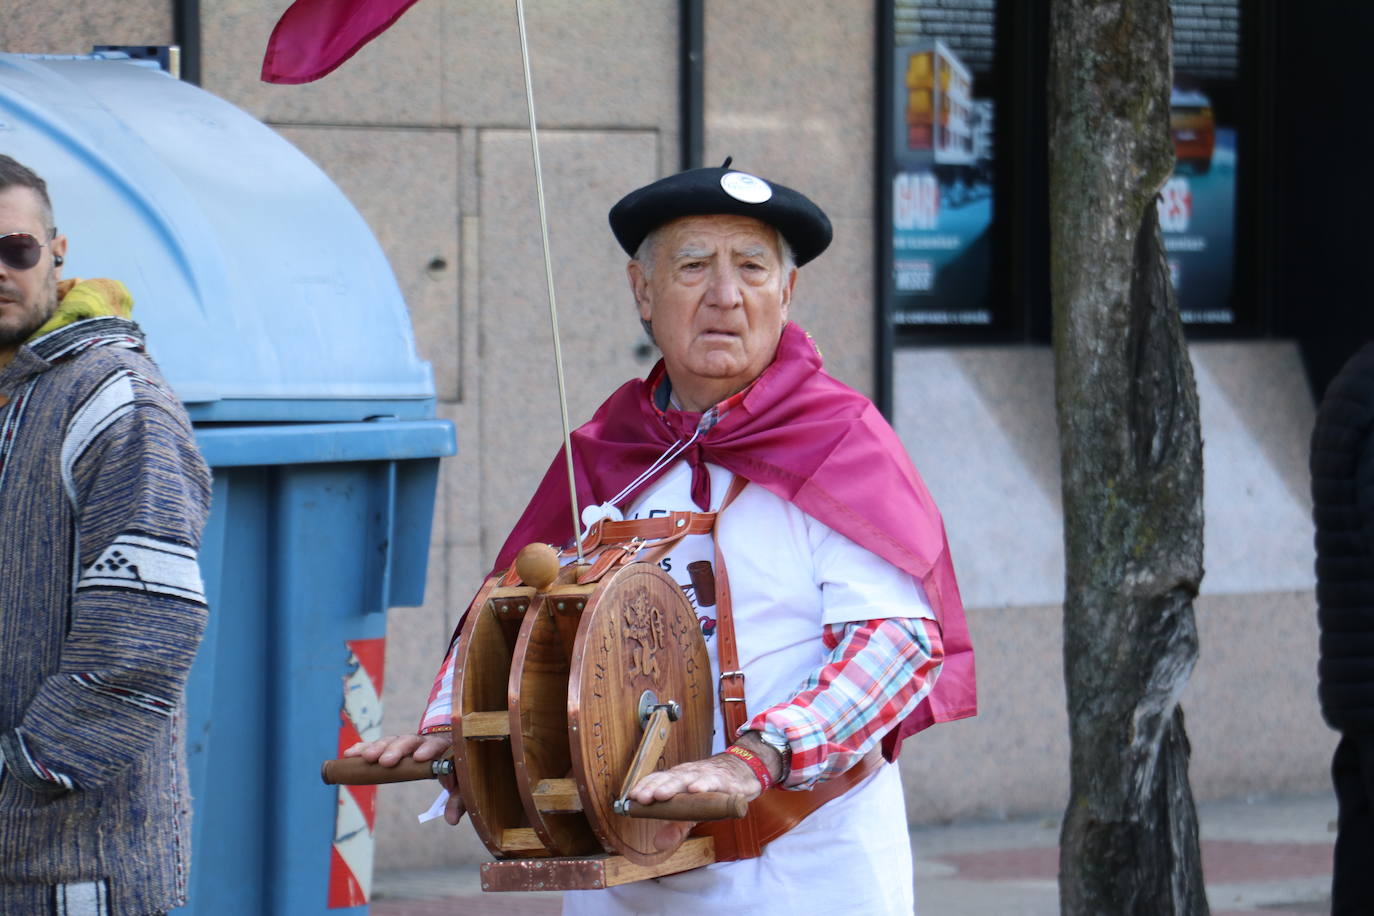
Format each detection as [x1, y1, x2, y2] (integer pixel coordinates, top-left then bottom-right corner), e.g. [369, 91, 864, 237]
[514, 0, 584, 563]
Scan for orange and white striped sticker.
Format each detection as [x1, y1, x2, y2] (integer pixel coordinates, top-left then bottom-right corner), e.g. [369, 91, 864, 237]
[328, 638, 386, 908]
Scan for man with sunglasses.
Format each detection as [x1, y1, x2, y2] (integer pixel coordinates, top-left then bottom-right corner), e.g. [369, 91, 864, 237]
[0, 217, 64, 354]
[0, 155, 211, 915]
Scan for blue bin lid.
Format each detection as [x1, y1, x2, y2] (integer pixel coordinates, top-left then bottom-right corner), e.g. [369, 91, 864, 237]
[0, 53, 436, 422]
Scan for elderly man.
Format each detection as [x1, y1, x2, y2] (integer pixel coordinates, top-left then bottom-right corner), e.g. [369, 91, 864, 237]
[0, 155, 211, 914]
[353, 162, 975, 914]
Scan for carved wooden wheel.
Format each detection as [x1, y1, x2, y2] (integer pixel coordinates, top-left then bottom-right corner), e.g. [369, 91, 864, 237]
[567, 562, 713, 865]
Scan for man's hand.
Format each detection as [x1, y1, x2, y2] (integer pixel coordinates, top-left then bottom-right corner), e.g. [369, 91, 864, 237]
[345, 732, 451, 766]
[344, 733, 466, 826]
[626, 732, 783, 851]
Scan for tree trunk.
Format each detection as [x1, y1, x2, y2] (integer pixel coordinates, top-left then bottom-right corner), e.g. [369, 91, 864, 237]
[1048, 2, 1208, 914]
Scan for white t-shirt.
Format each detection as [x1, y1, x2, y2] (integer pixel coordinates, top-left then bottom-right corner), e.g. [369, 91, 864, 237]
[562, 461, 931, 916]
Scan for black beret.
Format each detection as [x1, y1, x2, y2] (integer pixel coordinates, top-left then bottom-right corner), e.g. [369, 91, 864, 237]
[609, 160, 833, 266]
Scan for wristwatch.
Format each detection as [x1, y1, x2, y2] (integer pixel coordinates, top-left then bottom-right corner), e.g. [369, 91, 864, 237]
[754, 729, 792, 784]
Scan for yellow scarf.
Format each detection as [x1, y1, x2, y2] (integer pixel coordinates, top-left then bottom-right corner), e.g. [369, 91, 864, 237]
[28, 278, 134, 341]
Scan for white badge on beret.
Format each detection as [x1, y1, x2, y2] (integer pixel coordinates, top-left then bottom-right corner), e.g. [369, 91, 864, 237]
[720, 171, 773, 204]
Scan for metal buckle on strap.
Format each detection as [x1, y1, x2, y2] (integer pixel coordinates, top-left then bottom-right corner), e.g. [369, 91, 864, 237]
[719, 669, 746, 702]
[620, 537, 645, 564]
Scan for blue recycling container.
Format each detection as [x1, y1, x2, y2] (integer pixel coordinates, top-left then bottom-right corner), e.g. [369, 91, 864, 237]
[0, 52, 456, 915]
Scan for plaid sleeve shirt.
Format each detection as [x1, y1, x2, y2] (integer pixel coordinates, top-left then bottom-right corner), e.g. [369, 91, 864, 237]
[746, 615, 944, 790]
[420, 648, 455, 735]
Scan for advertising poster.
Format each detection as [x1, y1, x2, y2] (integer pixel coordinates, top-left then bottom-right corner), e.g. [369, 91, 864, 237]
[889, 0, 999, 329]
[1159, 0, 1241, 325]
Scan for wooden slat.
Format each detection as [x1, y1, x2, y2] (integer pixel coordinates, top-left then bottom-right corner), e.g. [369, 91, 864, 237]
[461, 711, 511, 738]
[545, 582, 595, 618]
[546, 583, 597, 598]
[498, 827, 548, 857]
[531, 778, 583, 813]
[488, 586, 537, 599]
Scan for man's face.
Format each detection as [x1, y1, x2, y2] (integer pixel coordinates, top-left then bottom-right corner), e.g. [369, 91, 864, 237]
[0, 185, 65, 361]
[629, 214, 796, 411]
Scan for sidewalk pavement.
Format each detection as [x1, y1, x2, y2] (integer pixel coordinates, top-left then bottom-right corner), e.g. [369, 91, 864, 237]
[370, 792, 1336, 915]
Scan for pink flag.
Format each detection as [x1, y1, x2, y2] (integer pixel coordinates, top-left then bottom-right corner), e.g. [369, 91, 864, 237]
[261, 0, 424, 84]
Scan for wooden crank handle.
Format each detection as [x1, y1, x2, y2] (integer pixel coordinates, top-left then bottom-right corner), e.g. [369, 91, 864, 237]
[615, 791, 749, 821]
[320, 755, 454, 786]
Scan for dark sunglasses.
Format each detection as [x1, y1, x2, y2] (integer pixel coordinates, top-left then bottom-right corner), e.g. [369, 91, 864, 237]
[0, 232, 53, 271]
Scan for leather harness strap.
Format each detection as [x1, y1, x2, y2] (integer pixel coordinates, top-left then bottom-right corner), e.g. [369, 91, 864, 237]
[692, 474, 884, 862]
[580, 510, 718, 552]
[711, 474, 751, 737]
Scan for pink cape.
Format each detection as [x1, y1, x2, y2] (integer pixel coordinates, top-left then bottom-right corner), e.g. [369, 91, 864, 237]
[496, 323, 976, 758]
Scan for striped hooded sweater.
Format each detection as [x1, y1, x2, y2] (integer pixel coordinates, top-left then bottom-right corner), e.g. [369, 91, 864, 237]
[0, 317, 211, 914]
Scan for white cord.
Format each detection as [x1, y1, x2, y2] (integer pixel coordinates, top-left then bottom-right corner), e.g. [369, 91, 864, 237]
[515, 0, 584, 563]
[580, 405, 720, 538]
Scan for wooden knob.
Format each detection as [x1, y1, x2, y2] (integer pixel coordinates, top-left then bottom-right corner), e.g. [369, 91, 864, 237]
[515, 542, 560, 590]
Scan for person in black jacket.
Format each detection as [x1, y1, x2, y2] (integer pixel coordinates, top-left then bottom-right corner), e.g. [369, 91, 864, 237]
[1312, 341, 1374, 915]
